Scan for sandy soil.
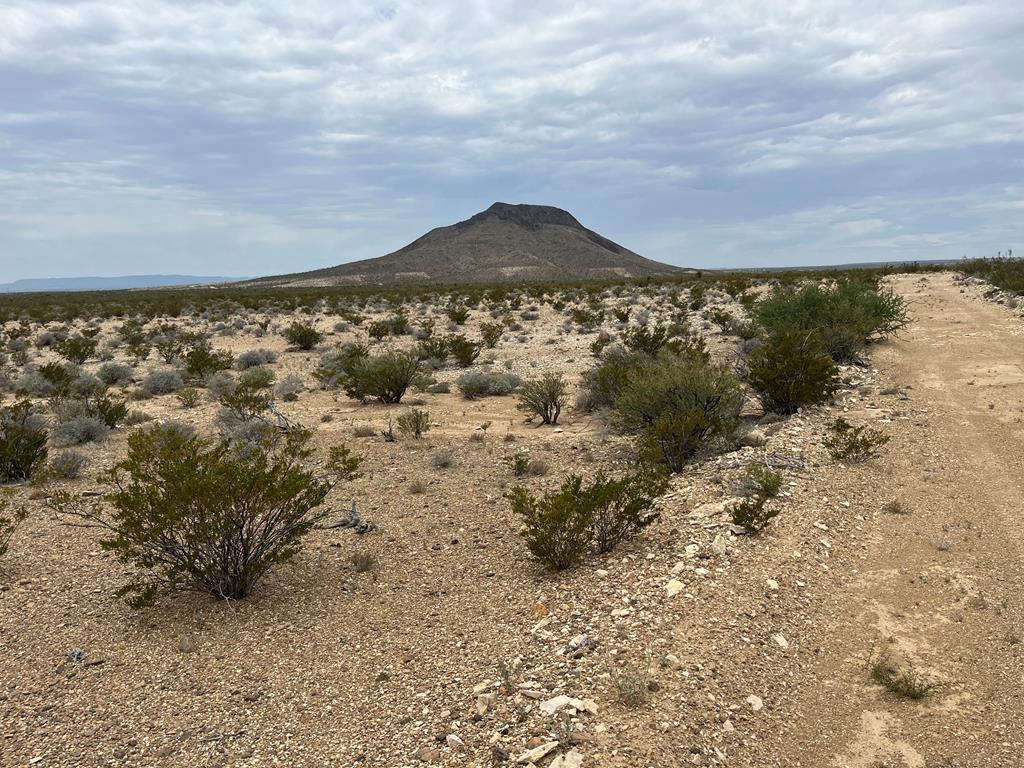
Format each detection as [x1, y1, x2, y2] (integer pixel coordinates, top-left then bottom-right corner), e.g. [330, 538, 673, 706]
[1, 273, 1021, 767]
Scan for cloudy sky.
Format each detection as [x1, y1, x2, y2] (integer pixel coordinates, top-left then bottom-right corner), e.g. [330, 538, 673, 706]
[1, 1, 1022, 281]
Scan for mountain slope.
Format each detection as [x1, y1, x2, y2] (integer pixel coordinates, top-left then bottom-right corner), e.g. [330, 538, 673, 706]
[250, 203, 687, 286]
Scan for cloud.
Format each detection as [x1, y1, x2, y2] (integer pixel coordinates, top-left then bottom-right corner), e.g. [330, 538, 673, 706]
[0, 0, 1021, 280]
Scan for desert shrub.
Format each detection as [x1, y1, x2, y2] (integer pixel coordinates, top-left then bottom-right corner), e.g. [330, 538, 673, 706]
[236, 348, 278, 370]
[509, 470, 666, 569]
[752, 279, 908, 362]
[0, 401, 48, 481]
[730, 464, 783, 533]
[48, 450, 88, 480]
[333, 351, 421, 404]
[613, 354, 744, 472]
[98, 362, 133, 387]
[141, 368, 183, 396]
[176, 387, 201, 408]
[396, 408, 430, 439]
[92, 392, 129, 428]
[479, 322, 504, 348]
[432, 449, 457, 469]
[367, 320, 390, 340]
[824, 418, 890, 462]
[70, 373, 104, 398]
[578, 345, 649, 411]
[588, 471, 668, 554]
[868, 650, 944, 700]
[621, 325, 675, 356]
[238, 366, 275, 390]
[0, 492, 29, 557]
[275, 374, 305, 402]
[49, 425, 361, 606]
[183, 341, 233, 381]
[415, 337, 450, 362]
[313, 343, 369, 389]
[446, 303, 470, 324]
[56, 335, 99, 365]
[447, 334, 481, 367]
[282, 321, 324, 350]
[508, 475, 595, 570]
[16, 371, 57, 398]
[204, 370, 237, 399]
[219, 382, 273, 422]
[457, 371, 521, 399]
[53, 415, 109, 447]
[517, 373, 568, 425]
[746, 331, 839, 414]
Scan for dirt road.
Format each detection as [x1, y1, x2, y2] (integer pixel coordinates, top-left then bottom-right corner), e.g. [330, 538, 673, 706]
[766, 273, 1024, 767]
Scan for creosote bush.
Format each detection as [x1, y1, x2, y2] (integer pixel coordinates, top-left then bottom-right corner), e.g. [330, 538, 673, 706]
[456, 371, 521, 399]
[517, 373, 568, 425]
[49, 424, 362, 606]
[47, 450, 88, 480]
[282, 321, 324, 350]
[508, 470, 667, 570]
[730, 464, 783, 533]
[0, 401, 48, 482]
[339, 351, 422, 404]
[746, 331, 839, 414]
[824, 418, 890, 462]
[141, 368, 183, 396]
[613, 353, 743, 472]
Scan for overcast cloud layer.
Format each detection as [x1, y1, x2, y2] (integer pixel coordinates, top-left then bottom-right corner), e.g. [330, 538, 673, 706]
[1, 0, 1022, 281]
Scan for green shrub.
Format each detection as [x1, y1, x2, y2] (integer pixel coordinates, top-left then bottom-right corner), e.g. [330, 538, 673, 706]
[508, 476, 595, 570]
[313, 343, 368, 389]
[38, 362, 78, 397]
[204, 370, 237, 399]
[868, 650, 944, 700]
[823, 418, 890, 462]
[49, 425, 361, 606]
[275, 374, 304, 402]
[446, 303, 470, 324]
[730, 464, 783, 533]
[516, 373, 568, 425]
[508, 471, 667, 569]
[621, 325, 674, 356]
[479, 322, 504, 348]
[415, 337, 449, 362]
[55, 335, 99, 365]
[752, 279, 908, 362]
[53, 415, 109, 447]
[613, 354, 743, 472]
[447, 334, 481, 367]
[0, 491, 28, 557]
[0, 401, 48, 482]
[337, 351, 421, 404]
[746, 331, 839, 414]
[367, 320, 390, 340]
[396, 408, 430, 438]
[283, 321, 324, 350]
[456, 371, 521, 399]
[183, 341, 234, 381]
[578, 345, 648, 411]
[219, 382, 273, 422]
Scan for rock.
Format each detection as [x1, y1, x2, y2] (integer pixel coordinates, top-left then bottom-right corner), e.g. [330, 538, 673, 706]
[765, 579, 780, 591]
[515, 741, 558, 764]
[540, 695, 573, 715]
[550, 750, 584, 768]
[177, 635, 197, 654]
[710, 535, 728, 557]
[666, 579, 685, 597]
[445, 734, 465, 750]
[664, 653, 684, 671]
[746, 695, 764, 712]
[722, 719, 735, 732]
[737, 429, 766, 447]
[771, 633, 789, 650]
[684, 544, 700, 558]
[694, 501, 729, 517]
[414, 746, 440, 763]
[476, 693, 496, 716]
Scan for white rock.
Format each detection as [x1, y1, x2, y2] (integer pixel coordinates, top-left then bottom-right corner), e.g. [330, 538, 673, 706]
[766, 579, 779, 591]
[772, 633, 789, 650]
[515, 741, 559, 764]
[710, 535, 728, 557]
[666, 579, 685, 597]
[746, 694, 764, 712]
[476, 693, 496, 715]
[684, 544, 700, 558]
[539, 694, 573, 715]
[445, 734, 464, 749]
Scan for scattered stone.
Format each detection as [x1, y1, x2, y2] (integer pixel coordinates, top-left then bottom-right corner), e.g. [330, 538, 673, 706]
[666, 579, 685, 598]
[445, 734, 464, 750]
[515, 741, 558, 764]
[414, 746, 440, 763]
[177, 635, 197, 654]
[737, 429, 766, 447]
[746, 694, 764, 712]
[772, 633, 789, 650]
[550, 749, 584, 768]
[710, 535, 728, 557]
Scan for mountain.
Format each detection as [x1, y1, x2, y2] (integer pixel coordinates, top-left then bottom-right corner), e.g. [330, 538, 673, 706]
[248, 203, 688, 286]
[0, 275, 247, 293]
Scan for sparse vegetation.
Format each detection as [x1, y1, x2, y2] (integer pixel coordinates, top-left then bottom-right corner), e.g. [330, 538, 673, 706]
[282, 321, 324, 350]
[867, 650, 944, 700]
[0, 401, 48, 482]
[824, 418, 890, 462]
[516, 373, 568, 425]
[746, 331, 839, 413]
[396, 408, 430, 439]
[0, 491, 28, 557]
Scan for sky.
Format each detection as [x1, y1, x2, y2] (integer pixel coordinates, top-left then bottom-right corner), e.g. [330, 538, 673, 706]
[1, 0, 1022, 282]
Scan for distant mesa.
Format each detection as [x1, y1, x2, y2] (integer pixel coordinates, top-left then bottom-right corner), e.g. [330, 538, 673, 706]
[247, 202, 689, 286]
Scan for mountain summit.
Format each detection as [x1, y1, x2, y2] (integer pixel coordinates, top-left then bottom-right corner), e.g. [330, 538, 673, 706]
[248, 203, 686, 286]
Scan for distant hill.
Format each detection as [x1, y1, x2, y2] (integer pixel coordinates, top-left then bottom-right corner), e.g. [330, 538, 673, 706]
[0, 275, 247, 293]
[247, 202, 689, 286]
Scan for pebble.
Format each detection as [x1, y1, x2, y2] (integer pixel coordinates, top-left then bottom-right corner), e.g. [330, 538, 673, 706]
[666, 579, 685, 598]
[746, 694, 764, 712]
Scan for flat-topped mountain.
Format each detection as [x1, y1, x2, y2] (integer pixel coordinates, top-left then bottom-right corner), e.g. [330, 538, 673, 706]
[248, 203, 688, 286]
